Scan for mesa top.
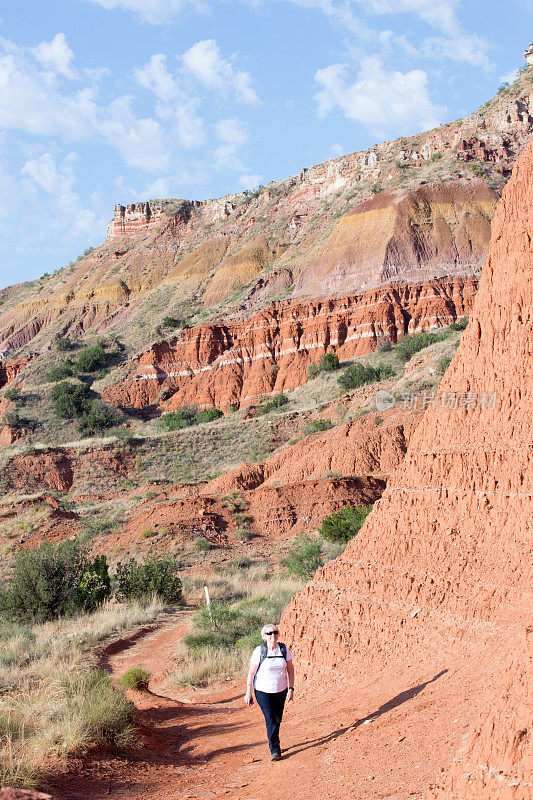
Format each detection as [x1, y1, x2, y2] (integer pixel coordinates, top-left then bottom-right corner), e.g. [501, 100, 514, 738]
[251, 643, 293, 693]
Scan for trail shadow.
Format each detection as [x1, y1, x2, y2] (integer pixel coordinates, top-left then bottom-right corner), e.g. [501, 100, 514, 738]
[97, 625, 160, 670]
[286, 669, 448, 757]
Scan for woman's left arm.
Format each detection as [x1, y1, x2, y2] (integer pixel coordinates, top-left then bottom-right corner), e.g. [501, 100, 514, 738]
[286, 659, 295, 701]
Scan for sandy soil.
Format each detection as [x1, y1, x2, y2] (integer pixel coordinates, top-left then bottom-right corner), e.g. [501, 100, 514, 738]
[47, 618, 482, 800]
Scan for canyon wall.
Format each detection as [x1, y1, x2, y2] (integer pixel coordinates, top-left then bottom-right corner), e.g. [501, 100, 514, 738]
[103, 276, 476, 411]
[282, 136, 533, 796]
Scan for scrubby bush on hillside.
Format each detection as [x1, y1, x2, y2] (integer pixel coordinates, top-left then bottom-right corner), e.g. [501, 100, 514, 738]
[1, 408, 23, 429]
[436, 355, 453, 376]
[256, 393, 289, 415]
[283, 535, 324, 579]
[306, 351, 340, 380]
[450, 316, 469, 331]
[75, 342, 107, 373]
[320, 504, 373, 543]
[115, 556, 183, 604]
[51, 381, 92, 419]
[196, 408, 223, 424]
[338, 362, 395, 393]
[159, 404, 198, 430]
[4, 387, 22, 403]
[56, 336, 74, 351]
[395, 331, 443, 361]
[82, 399, 122, 432]
[47, 360, 74, 382]
[303, 418, 334, 436]
[0, 542, 111, 623]
[162, 316, 180, 329]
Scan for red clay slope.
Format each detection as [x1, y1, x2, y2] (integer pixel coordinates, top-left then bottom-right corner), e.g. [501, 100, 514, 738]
[283, 142, 533, 796]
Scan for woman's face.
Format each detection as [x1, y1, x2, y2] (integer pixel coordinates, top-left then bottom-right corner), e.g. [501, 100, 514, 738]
[263, 627, 279, 647]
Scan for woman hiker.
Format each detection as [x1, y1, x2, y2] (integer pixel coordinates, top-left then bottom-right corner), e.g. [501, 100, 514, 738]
[244, 623, 295, 761]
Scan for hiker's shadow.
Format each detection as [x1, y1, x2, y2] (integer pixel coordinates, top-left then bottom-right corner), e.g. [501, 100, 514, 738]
[286, 669, 448, 757]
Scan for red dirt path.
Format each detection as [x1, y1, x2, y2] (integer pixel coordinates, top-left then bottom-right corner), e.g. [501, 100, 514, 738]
[47, 618, 488, 800]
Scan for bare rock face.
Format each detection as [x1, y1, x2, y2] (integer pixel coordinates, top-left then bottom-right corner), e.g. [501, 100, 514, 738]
[103, 276, 476, 411]
[0, 790, 52, 800]
[282, 141, 533, 796]
[295, 181, 497, 296]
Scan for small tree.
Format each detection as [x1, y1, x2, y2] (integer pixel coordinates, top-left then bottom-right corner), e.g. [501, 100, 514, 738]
[319, 352, 340, 372]
[283, 535, 324, 580]
[76, 343, 107, 373]
[4, 387, 21, 403]
[82, 399, 122, 432]
[162, 316, 180, 329]
[338, 363, 395, 393]
[320, 504, 373, 543]
[115, 556, 183, 604]
[0, 541, 89, 622]
[56, 336, 74, 352]
[51, 382, 92, 419]
[196, 408, 223, 424]
[159, 405, 198, 430]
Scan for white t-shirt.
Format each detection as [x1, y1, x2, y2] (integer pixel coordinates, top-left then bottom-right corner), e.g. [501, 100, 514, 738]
[250, 644, 292, 693]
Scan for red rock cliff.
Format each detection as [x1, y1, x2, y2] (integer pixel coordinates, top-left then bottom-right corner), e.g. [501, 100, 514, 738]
[282, 140, 533, 797]
[103, 276, 476, 411]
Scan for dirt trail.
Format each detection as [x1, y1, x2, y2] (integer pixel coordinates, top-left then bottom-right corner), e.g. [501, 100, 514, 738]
[48, 618, 480, 800]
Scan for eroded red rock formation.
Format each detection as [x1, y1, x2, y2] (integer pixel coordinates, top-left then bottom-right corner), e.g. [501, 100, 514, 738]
[103, 277, 476, 411]
[283, 137, 533, 798]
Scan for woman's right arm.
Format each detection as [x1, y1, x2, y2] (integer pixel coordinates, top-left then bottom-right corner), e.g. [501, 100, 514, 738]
[245, 662, 258, 705]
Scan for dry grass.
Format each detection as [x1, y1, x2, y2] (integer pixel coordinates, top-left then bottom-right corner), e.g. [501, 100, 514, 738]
[0, 598, 164, 787]
[173, 560, 304, 687]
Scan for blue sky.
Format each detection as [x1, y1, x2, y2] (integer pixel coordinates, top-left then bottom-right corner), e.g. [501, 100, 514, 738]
[0, 0, 531, 287]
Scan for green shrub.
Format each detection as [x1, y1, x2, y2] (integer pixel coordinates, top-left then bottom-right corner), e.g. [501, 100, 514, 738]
[47, 360, 74, 382]
[193, 536, 211, 551]
[162, 316, 180, 329]
[120, 667, 151, 690]
[304, 418, 334, 435]
[75, 343, 107, 373]
[0, 541, 110, 623]
[159, 405, 198, 431]
[82, 399, 122, 432]
[436, 355, 453, 376]
[306, 362, 320, 380]
[196, 408, 223, 424]
[256, 393, 289, 415]
[236, 527, 254, 541]
[56, 336, 74, 352]
[319, 352, 340, 371]
[77, 555, 111, 612]
[283, 535, 323, 579]
[450, 316, 469, 331]
[320, 504, 373, 543]
[395, 331, 443, 361]
[51, 381, 92, 419]
[4, 387, 21, 403]
[1, 408, 23, 429]
[115, 556, 182, 604]
[338, 362, 395, 393]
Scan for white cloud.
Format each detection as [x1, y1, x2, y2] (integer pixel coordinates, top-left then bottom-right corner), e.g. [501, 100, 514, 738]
[182, 39, 260, 105]
[354, 0, 490, 68]
[498, 68, 519, 86]
[33, 33, 77, 79]
[314, 57, 444, 135]
[134, 54, 177, 101]
[82, 0, 208, 24]
[216, 117, 248, 147]
[330, 143, 344, 156]
[18, 151, 105, 241]
[239, 173, 261, 188]
[176, 102, 205, 147]
[0, 39, 169, 172]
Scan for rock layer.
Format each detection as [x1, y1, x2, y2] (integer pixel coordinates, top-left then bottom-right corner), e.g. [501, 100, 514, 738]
[282, 139, 533, 796]
[103, 276, 476, 411]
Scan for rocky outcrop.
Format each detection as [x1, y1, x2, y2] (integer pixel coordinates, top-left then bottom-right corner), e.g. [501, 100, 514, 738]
[283, 135, 533, 796]
[295, 181, 496, 296]
[0, 357, 31, 389]
[103, 276, 476, 411]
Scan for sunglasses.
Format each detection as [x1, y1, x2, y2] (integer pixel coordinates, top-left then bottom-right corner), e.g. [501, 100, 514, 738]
[266, 630, 279, 636]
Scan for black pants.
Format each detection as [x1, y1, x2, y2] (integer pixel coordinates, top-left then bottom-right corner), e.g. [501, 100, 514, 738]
[255, 688, 288, 754]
